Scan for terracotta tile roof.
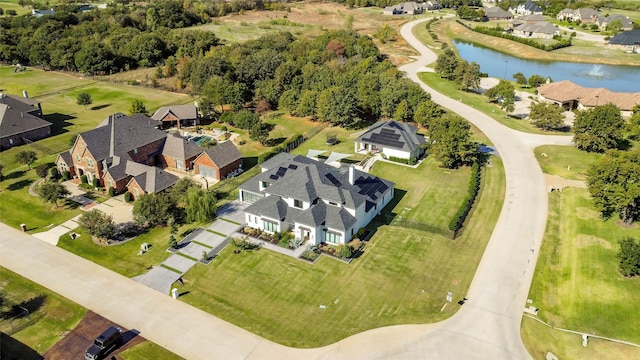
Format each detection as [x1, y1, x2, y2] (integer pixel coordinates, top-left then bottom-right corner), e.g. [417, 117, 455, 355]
[538, 80, 640, 111]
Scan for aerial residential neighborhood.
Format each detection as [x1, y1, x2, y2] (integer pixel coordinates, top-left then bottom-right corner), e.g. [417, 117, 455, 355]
[1, 1, 639, 360]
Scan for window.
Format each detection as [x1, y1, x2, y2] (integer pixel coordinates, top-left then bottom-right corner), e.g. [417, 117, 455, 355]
[260, 181, 269, 189]
[293, 199, 303, 209]
[86, 158, 94, 168]
[134, 148, 138, 154]
[108, 180, 114, 188]
[133, 188, 139, 196]
[242, 191, 262, 204]
[325, 231, 342, 244]
[263, 220, 278, 233]
[76, 154, 81, 162]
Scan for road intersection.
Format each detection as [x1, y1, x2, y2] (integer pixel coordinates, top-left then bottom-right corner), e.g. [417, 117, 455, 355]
[0, 18, 575, 359]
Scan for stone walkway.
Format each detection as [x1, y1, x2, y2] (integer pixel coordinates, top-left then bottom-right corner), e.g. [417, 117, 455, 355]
[133, 201, 248, 294]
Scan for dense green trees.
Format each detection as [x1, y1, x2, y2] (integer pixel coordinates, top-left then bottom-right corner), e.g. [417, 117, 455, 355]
[573, 104, 625, 152]
[133, 192, 176, 227]
[79, 209, 116, 240]
[428, 114, 479, 168]
[617, 237, 640, 277]
[587, 150, 640, 224]
[435, 48, 458, 81]
[529, 101, 565, 130]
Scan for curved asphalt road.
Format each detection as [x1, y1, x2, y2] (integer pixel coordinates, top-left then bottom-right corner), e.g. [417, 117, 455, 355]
[0, 18, 575, 360]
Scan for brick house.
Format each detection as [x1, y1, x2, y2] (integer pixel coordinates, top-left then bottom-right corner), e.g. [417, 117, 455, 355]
[56, 113, 242, 197]
[193, 141, 243, 180]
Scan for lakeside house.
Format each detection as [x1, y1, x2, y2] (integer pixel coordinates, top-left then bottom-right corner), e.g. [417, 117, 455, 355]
[607, 29, 640, 53]
[238, 153, 394, 245]
[56, 113, 242, 199]
[537, 80, 640, 117]
[0, 93, 51, 150]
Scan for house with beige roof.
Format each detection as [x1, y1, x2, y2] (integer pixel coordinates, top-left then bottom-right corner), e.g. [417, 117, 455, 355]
[537, 80, 640, 117]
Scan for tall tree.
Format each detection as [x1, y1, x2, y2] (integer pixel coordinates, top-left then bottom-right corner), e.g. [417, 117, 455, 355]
[129, 99, 148, 116]
[573, 104, 624, 152]
[587, 149, 640, 224]
[428, 115, 479, 168]
[512, 72, 527, 87]
[36, 181, 70, 208]
[133, 193, 175, 227]
[184, 187, 217, 223]
[76, 92, 92, 110]
[414, 100, 444, 129]
[79, 209, 116, 240]
[435, 48, 458, 80]
[15, 150, 37, 170]
[529, 101, 565, 130]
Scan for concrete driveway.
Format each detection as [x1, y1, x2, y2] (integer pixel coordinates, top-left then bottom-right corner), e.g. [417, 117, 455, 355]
[90, 196, 134, 224]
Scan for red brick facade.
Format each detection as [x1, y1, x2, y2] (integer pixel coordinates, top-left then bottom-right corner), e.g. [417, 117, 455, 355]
[127, 179, 146, 200]
[193, 154, 242, 180]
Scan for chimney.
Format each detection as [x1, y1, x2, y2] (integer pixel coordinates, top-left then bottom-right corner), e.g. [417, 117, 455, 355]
[22, 90, 29, 99]
[349, 165, 355, 185]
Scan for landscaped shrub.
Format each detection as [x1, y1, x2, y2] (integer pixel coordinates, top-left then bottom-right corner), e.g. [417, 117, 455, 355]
[92, 177, 99, 188]
[62, 170, 70, 181]
[388, 156, 410, 164]
[35, 164, 49, 178]
[449, 162, 482, 233]
[80, 174, 88, 184]
[124, 191, 132, 202]
[108, 186, 115, 197]
[47, 167, 59, 180]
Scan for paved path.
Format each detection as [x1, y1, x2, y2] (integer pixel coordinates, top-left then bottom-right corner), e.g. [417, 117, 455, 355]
[0, 19, 580, 360]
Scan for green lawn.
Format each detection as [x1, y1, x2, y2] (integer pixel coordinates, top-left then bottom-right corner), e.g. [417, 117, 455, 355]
[534, 145, 603, 181]
[119, 342, 184, 360]
[0, 267, 87, 356]
[418, 72, 566, 135]
[57, 224, 202, 278]
[0, 0, 32, 16]
[0, 171, 82, 231]
[522, 316, 640, 360]
[526, 188, 640, 350]
[172, 155, 505, 347]
[291, 125, 367, 163]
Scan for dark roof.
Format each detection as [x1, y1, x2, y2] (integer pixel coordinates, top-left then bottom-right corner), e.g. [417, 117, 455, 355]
[151, 104, 198, 121]
[0, 94, 40, 112]
[356, 120, 425, 152]
[240, 153, 394, 230]
[0, 104, 51, 138]
[609, 29, 640, 45]
[521, 0, 542, 12]
[57, 151, 73, 166]
[80, 114, 166, 161]
[162, 133, 203, 161]
[484, 7, 512, 18]
[243, 196, 300, 222]
[127, 166, 179, 193]
[198, 141, 242, 168]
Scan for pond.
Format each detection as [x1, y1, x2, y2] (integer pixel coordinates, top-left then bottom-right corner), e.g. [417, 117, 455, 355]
[453, 40, 640, 93]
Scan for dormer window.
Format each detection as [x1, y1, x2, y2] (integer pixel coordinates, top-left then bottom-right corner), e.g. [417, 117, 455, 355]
[260, 181, 269, 189]
[293, 199, 303, 209]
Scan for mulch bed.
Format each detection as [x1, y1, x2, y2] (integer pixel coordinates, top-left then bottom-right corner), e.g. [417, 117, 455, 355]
[42, 311, 145, 360]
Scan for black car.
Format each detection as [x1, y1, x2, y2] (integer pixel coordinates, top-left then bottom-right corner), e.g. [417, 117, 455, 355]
[85, 326, 122, 360]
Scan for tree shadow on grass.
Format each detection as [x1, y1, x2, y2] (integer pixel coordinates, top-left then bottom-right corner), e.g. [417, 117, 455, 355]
[7, 180, 32, 191]
[43, 113, 76, 137]
[0, 333, 43, 360]
[3, 170, 26, 181]
[90, 104, 111, 111]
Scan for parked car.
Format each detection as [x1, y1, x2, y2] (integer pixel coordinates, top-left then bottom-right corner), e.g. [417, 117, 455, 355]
[85, 326, 122, 360]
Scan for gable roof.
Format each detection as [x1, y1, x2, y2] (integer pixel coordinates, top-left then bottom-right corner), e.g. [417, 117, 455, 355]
[0, 93, 40, 114]
[484, 7, 513, 19]
[0, 104, 51, 138]
[196, 140, 242, 168]
[151, 104, 198, 121]
[127, 166, 180, 193]
[162, 133, 203, 161]
[514, 21, 558, 35]
[57, 151, 73, 167]
[79, 114, 166, 162]
[356, 120, 425, 152]
[518, 0, 542, 13]
[518, 14, 546, 22]
[577, 8, 599, 19]
[609, 29, 640, 45]
[599, 14, 632, 29]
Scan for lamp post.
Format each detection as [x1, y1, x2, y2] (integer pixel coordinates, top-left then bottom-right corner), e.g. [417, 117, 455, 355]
[201, 175, 209, 190]
[503, 61, 509, 80]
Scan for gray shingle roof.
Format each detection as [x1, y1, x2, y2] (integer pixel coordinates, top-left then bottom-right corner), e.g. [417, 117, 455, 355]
[243, 195, 301, 221]
[81, 114, 166, 161]
[128, 166, 179, 193]
[514, 21, 558, 35]
[240, 153, 394, 230]
[151, 104, 198, 121]
[0, 94, 40, 112]
[0, 104, 51, 138]
[356, 120, 425, 152]
[199, 140, 242, 168]
[162, 133, 203, 161]
[609, 29, 640, 45]
[57, 151, 73, 167]
[484, 7, 512, 19]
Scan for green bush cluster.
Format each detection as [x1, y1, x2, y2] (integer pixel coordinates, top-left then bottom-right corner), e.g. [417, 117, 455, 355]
[387, 156, 417, 165]
[62, 170, 71, 181]
[257, 134, 304, 164]
[461, 21, 572, 51]
[449, 162, 482, 232]
[124, 191, 133, 203]
[80, 174, 88, 184]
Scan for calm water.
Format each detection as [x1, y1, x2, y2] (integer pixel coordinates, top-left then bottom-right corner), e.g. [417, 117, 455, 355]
[453, 40, 640, 93]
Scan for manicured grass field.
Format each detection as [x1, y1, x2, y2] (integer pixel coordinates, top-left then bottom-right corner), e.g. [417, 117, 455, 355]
[526, 188, 640, 351]
[0, 267, 87, 355]
[57, 224, 202, 278]
[119, 341, 185, 360]
[534, 145, 603, 181]
[172, 155, 505, 347]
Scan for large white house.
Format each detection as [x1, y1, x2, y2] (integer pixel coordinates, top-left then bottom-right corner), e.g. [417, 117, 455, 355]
[238, 153, 395, 245]
[355, 120, 425, 160]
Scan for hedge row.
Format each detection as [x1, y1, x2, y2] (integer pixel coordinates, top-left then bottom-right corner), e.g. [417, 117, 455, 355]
[457, 21, 572, 51]
[449, 162, 482, 232]
[257, 134, 304, 164]
[387, 156, 417, 165]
